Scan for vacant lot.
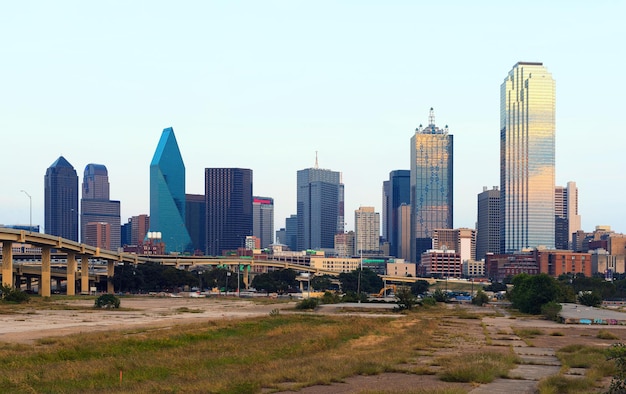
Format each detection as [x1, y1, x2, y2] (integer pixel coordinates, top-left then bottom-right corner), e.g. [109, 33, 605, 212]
[0, 297, 624, 393]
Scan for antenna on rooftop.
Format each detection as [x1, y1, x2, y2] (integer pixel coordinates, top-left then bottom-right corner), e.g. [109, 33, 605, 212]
[429, 107, 435, 126]
[314, 151, 319, 169]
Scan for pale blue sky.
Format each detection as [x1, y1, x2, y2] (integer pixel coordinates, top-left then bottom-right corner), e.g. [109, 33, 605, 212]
[1, 1, 624, 234]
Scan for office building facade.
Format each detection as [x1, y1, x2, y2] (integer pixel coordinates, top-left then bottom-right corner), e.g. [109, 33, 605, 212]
[186, 194, 206, 254]
[555, 181, 582, 250]
[385, 170, 411, 257]
[410, 108, 453, 262]
[205, 168, 253, 255]
[44, 156, 79, 241]
[500, 62, 556, 253]
[285, 214, 298, 251]
[296, 167, 344, 251]
[253, 196, 274, 249]
[476, 186, 501, 261]
[149, 127, 192, 253]
[80, 164, 121, 250]
[355, 206, 380, 254]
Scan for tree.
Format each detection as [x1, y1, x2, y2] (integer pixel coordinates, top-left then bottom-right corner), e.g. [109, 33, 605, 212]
[338, 268, 383, 294]
[395, 286, 418, 311]
[410, 280, 430, 296]
[432, 289, 449, 303]
[509, 273, 560, 314]
[472, 289, 490, 306]
[578, 291, 602, 307]
[311, 275, 333, 291]
[251, 269, 297, 295]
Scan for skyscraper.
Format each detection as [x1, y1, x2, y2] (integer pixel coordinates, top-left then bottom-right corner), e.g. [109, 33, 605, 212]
[385, 170, 411, 257]
[410, 108, 453, 262]
[44, 156, 78, 241]
[500, 62, 556, 253]
[80, 164, 121, 250]
[285, 214, 298, 251]
[355, 206, 380, 254]
[150, 127, 192, 253]
[555, 181, 582, 250]
[185, 194, 206, 253]
[296, 165, 344, 251]
[253, 196, 274, 249]
[476, 186, 501, 261]
[205, 168, 253, 255]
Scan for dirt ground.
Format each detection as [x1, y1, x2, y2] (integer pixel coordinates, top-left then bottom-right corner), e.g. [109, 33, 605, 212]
[0, 296, 290, 344]
[2, 297, 625, 393]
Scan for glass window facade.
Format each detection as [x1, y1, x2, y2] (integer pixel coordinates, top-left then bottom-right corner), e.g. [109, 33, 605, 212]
[410, 110, 453, 262]
[500, 62, 556, 253]
[149, 127, 192, 253]
[297, 167, 344, 251]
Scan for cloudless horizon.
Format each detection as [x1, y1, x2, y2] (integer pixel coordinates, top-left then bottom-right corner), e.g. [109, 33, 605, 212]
[2, 1, 625, 237]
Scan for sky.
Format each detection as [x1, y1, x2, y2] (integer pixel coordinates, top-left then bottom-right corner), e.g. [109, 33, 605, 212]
[1, 1, 625, 235]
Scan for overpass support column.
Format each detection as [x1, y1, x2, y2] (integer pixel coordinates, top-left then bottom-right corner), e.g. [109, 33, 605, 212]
[66, 253, 76, 296]
[80, 256, 89, 294]
[243, 266, 249, 289]
[107, 260, 114, 294]
[40, 246, 51, 297]
[1, 241, 13, 288]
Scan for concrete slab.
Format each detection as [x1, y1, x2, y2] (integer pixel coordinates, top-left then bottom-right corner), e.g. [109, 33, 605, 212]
[514, 347, 556, 356]
[508, 364, 561, 380]
[517, 355, 561, 366]
[469, 378, 537, 393]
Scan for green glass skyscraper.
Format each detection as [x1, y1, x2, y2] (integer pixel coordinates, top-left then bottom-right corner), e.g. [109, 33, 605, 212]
[150, 127, 192, 253]
[500, 62, 556, 253]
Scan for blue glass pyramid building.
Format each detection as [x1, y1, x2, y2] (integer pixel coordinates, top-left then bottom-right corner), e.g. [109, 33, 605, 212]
[150, 127, 192, 253]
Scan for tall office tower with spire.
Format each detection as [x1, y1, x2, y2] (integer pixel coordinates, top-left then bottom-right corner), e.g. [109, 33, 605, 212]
[205, 168, 253, 255]
[476, 186, 501, 261]
[253, 196, 274, 249]
[500, 62, 556, 253]
[296, 155, 344, 251]
[555, 181, 582, 250]
[45, 156, 79, 241]
[150, 127, 192, 253]
[80, 164, 121, 250]
[410, 108, 453, 262]
[355, 206, 380, 254]
[384, 170, 410, 257]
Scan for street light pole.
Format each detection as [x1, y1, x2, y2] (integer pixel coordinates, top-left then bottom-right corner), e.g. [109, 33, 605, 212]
[20, 190, 32, 232]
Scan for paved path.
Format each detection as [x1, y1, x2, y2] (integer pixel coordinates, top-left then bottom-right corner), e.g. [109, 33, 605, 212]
[471, 312, 564, 393]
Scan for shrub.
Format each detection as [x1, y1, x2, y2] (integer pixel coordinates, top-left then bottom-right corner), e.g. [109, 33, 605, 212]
[0, 284, 30, 303]
[578, 291, 602, 307]
[341, 291, 367, 303]
[598, 330, 619, 340]
[472, 290, 490, 306]
[269, 308, 280, 316]
[432, 289, 449, 303]
[395, 286, 418, 311]
[605, 343, 626, 393]
[541, 301, 562, 321]
[321, 291, 340, 304]
[421, 297, 437, 306]
[295, 298, 319, 310]
[94, 294, 120, 309]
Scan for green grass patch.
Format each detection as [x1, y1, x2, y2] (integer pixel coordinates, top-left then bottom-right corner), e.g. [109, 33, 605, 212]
[513, 328, 543, 338]
[597, 329, 619, 340]
[438, 351, 518, 383]
[537, 374, 596, 394]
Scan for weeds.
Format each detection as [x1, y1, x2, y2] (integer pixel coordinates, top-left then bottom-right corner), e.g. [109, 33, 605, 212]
[438, 351, 518, 383]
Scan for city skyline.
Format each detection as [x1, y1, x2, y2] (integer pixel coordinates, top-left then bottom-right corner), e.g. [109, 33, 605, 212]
[2, 2, 625, 235]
